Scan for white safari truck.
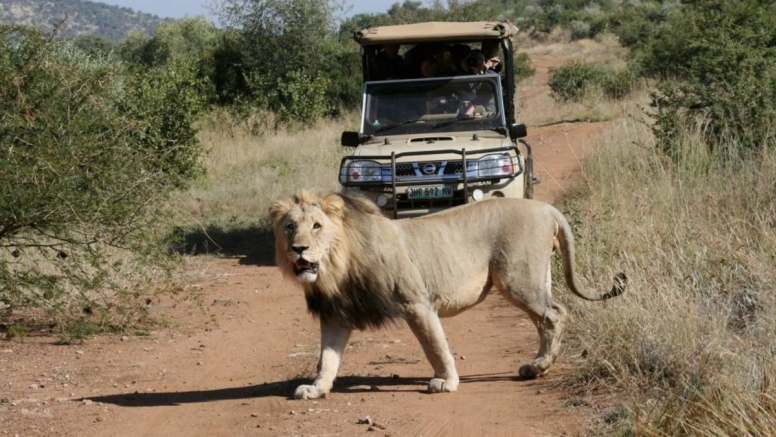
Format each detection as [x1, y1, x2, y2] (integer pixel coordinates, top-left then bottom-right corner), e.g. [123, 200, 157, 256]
[339, 21, 535, 218]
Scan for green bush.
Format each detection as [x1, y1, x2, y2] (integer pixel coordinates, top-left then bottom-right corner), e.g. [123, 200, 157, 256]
[117, 18, 219, 103]
[609, 1, 677, 51]
[0, 25, 204, 334]
[549, 61, 633, 102]
[600, 69, 633, 99]
[114, 62, 207, 182]
[569, 20, 591, 40]
[277, 69, 332, 122]
[514, 52, 536, 84]
[645, 1, 776, 157]
[548, 61, 604, 101]
[217, 0, 352, 119]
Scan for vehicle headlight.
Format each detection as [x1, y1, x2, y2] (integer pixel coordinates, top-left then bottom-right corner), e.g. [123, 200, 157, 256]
[477, 153, 514, 177]
[346, 160, 382, 183]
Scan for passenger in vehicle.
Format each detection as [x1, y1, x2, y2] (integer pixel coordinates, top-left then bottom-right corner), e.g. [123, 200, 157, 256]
[404, 45, 441, 79]
[372, 43, 405, 80]
[457, 51, 498, 118]
[449, 44, 472, 75]
[481, 40, 503, 74]
[463, 50, 498, 76]
[456, 97, 482, 119]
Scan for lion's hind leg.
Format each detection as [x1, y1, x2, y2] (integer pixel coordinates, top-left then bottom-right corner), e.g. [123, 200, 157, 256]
[495, 261, 568, 379]
[518, 301, 567, 378]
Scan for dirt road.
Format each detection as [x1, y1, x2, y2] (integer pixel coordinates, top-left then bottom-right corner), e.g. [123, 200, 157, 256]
[0, 120, 608, 437]
[0, 57, 612, 437]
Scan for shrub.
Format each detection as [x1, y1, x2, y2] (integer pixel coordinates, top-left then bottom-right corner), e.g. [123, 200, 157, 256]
[113, 61, 207, 182]
[600, 69, 633, 99]
[549, 61, 634, 102]
[277, 69, 332, 122]
[514, 52, 536, 84]
[645, 1, 776, 157]
[569, 20, 591, 40]
[548, 61, 604, 101]
[0, 25, 204, 334]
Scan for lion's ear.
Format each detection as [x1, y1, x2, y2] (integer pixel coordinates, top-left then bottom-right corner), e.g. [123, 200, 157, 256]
[320, 193, 345, 218]
[269, 199, 293, 224]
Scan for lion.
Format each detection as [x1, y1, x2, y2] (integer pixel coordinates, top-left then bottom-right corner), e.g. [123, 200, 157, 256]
[269, 191, 626, 400]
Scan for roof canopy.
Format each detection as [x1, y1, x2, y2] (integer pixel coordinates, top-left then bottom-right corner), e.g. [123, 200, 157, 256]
[354, 21, 519, 46]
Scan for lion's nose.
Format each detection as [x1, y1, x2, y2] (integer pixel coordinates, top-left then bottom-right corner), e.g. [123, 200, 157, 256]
[291, 245, 309, 255]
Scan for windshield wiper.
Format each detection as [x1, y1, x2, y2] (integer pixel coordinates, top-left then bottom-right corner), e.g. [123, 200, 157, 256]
[432, 117, 475, 129]
[375, 118, 424, 133]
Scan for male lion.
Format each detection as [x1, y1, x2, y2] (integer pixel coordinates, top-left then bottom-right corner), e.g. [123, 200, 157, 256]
[269, 191, 626, 400]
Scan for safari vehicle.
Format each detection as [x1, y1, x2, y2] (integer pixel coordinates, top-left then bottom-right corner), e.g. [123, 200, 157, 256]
[339, 21, 535, 218]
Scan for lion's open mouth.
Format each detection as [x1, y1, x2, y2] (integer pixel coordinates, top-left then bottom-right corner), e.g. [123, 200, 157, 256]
[293, 259, 319, 276]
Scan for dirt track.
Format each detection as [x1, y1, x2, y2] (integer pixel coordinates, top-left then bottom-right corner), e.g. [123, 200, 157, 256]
[0, 59, 612, 437]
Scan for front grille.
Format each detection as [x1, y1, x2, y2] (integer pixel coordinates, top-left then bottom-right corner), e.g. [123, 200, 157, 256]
[339, 144, 525, 218]
[395, 163, 415, 177]
[393, 160, 461, 178]
[443, 161, 464, 175]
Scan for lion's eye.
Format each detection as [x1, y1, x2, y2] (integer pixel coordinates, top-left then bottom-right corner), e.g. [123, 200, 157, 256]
[313, 222, 322, 231]
[285, 223, 295, 232]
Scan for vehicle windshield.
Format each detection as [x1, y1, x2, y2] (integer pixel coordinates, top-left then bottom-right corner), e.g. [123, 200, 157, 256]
[361, 75, 505, 136]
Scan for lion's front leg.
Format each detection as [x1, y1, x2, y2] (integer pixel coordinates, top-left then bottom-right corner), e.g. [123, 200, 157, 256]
[294, 320, 351, 400]
[405, 304, 459, 394]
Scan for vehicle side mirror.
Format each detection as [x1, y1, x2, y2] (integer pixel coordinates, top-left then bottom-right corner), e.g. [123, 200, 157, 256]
[509, 123, 527, 139]
[341, 131, 368, 147]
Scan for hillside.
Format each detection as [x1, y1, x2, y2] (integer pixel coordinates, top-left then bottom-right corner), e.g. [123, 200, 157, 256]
[0, 0, 167, 43]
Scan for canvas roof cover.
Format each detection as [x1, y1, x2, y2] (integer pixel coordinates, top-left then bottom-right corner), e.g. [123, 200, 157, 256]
[354, 21, 519, 45]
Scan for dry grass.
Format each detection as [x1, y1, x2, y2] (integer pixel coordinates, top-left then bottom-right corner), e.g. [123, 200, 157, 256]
[523, 32, 627, 66]
[516, 33, 638, 127]
[170, 110, 358, 231]
[557, 115, 776, 435]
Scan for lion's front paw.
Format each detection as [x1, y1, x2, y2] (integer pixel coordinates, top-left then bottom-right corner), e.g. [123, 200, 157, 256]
[427, 377, 458, 393]
[294, 384, 326, 400]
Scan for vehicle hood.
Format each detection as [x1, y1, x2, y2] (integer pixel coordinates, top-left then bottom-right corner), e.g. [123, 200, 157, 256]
[353, 131, 510, 160]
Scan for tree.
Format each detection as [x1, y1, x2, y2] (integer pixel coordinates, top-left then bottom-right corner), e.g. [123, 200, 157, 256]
[72, 35, 113, 57]
[146, 17, 219, 66]
[216, 0, 352, 118]
[117, 18, 220, 101]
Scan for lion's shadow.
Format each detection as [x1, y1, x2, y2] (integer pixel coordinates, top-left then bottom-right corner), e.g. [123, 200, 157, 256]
[83, 373, 524, 407]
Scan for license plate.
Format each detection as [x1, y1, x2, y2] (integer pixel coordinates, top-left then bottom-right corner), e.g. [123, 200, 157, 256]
[407, 185, 453, 200]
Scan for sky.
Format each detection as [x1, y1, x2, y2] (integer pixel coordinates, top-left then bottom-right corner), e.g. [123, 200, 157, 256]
[97, 0, 403, 20]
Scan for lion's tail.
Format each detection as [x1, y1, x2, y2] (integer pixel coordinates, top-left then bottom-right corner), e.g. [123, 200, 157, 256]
[551, 208, 627, 301]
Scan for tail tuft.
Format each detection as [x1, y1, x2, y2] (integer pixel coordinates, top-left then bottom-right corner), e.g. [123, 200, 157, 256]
[601, 272, 627, 300]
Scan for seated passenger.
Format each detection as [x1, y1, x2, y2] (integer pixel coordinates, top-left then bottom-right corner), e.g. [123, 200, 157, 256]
[457, 98, 479, 119]
[372, 44, 405, 80]
[450, 44, 472, 75]
[410, 50, 439, 78]
[462, 50, 498, 76]
[481, 40, 503, 74]
[405, 43, 448, 78]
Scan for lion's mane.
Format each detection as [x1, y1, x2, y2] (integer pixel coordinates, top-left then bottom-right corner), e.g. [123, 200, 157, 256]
[271, 191, 402, 330]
